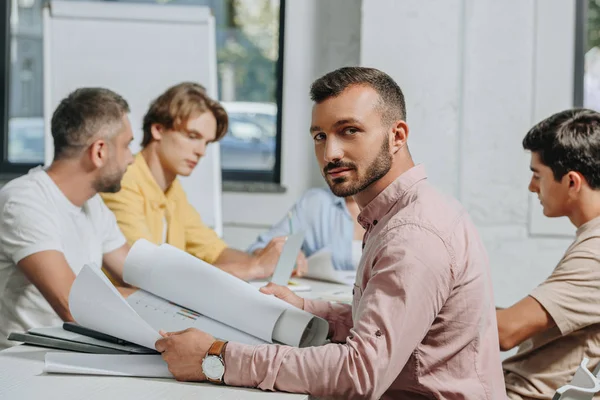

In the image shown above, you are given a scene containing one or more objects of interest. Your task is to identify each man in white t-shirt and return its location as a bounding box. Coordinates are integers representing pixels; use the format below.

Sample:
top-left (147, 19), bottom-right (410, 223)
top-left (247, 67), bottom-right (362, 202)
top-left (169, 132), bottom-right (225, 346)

top-left (0, 88), bottom-right (135, 349)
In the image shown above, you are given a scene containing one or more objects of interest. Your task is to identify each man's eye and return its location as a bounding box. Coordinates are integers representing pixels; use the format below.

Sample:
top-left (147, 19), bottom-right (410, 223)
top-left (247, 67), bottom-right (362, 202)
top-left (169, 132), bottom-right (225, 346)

top-left (314, 133), bottom-right (325, 141)
top-left (344, 127), bottom-right (358, 135)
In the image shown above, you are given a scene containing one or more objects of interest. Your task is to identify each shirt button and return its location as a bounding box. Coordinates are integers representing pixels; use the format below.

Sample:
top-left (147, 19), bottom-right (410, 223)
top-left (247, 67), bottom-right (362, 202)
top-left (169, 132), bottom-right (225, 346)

top-left (373, 220), bottom-right (378, 225)
top-left (375, 330), bottom-right (382, 337)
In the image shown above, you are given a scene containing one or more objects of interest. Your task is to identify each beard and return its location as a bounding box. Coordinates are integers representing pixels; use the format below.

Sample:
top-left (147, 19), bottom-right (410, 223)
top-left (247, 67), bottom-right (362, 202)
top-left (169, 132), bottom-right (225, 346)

top-left (323, 135), bottom-right (392, 197)
top-left (93, 165), bottom-right (125, 193)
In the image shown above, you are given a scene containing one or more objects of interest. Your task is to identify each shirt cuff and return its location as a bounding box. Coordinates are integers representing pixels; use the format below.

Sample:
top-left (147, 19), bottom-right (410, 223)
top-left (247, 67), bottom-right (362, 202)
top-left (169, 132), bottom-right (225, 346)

top-left (201, 239), bottom-right (229, 265)
top-left (102, 236), bottom-right (127, 255)
top-left (224, 341), bottom-right (256, 387)
top-left (303, 298), bottom-right (331, 320)
top-left (12, 242), bottom-right (63, 265)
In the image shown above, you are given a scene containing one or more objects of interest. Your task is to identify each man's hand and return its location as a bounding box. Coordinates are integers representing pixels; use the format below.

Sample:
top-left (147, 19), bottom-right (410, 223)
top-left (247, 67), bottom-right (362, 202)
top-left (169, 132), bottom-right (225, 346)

top-left (250, 237), bottom-right (286, 279)
top-left (259, 282), bottom-right (305, 310)
top-left (291, 251), bottom-right (308, 278)
top-left (251, 238), bottom-right (308, 280)
top-left (155, 328), bottom-right (216, 382)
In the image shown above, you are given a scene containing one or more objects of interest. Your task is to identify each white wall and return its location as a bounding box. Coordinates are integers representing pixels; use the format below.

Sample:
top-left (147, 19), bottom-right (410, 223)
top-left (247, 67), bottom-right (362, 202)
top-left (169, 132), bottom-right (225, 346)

top-left (222, 0), bottom-right (362, 249)
top-left (2, 0), bottom-right (578, 308)
top-left (361, 0), bottom-right (577, 307)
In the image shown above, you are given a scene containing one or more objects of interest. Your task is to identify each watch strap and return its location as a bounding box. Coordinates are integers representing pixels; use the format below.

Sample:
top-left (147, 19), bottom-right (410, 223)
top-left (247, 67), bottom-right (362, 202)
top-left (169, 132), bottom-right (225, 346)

top-left (208, 340), bottom-right (227, 357)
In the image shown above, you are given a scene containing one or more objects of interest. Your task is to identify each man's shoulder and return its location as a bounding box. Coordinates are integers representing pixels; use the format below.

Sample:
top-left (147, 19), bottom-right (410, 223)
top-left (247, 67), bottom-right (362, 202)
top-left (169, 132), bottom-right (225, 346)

top-left (390, 181), bottom-right (469, 238)
top-left (574, 221), bottom-right (600, 248)
top-left (560, 231), bottom-right (600, 266)
top-left (0, 169), bottom-right (53, 209)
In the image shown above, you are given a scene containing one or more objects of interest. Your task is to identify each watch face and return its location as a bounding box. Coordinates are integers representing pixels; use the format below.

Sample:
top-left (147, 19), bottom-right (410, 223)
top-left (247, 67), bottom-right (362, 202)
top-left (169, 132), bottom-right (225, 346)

top-left (202, 355), bottom-right (225, 380)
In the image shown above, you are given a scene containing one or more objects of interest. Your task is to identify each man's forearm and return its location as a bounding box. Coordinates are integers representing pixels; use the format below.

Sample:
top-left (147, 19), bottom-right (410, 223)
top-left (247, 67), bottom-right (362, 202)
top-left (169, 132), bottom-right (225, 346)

top-left (214, 248), bottom-right (256, 281)
top-left (496, 296), bottom-right (555, 351)
top-left (49, 295), bottom-right (75, 322)
top-left (216, 248), bottom-right (253, 264)
top-left (496, 309), bottom-right (519, 351)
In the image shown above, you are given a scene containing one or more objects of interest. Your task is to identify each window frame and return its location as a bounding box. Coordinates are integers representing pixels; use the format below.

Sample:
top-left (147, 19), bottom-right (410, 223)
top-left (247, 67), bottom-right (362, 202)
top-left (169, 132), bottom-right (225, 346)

top-left (574, 0), bottom-right (587, 108)
top-left (0, 1), bottom-right (43, 176)
top-left (221, 0), bottom-right (285, 184)
top-left (0, 0), bottom-right (286, 185)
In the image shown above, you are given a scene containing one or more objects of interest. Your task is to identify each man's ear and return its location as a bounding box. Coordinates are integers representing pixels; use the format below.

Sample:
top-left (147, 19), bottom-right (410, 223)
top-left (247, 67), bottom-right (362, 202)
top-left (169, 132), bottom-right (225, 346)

top-left (150, 124), bottom-right (164, 141)
top-left (566, 171), bottom-right (583, 194)
top-left (391, 120), bottom-right (409, 153)
top-left (89, 139), bottom-right (108, 168)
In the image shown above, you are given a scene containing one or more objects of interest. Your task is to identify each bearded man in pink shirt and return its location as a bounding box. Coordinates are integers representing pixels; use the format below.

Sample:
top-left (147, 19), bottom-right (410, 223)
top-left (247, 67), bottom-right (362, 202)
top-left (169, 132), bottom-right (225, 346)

top-left (156, 67), bottom-right (506, 399)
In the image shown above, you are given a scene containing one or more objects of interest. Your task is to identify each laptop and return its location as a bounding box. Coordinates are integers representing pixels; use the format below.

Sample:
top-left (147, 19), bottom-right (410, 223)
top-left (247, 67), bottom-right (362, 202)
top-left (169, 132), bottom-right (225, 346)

top-left (269, 232), bottom-right (305, 286)
top-left (250, 232), bottom-right (308, 290)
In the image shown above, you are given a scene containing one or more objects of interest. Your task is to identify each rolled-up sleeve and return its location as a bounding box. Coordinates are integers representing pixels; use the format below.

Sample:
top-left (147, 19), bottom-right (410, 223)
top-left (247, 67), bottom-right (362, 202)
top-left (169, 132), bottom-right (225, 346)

top-left (224, 226), bottom-right (454, 399)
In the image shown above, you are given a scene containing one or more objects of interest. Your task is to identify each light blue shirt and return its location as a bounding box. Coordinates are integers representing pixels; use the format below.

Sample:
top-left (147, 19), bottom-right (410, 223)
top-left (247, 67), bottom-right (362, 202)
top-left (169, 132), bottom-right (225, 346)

top-left (248, 188), bottom-right (356, 271)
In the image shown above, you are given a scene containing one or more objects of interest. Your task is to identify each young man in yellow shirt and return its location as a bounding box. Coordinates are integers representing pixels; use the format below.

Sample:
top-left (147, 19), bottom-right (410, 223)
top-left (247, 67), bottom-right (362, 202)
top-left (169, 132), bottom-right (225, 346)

top-left (102, 82), bottom-right (298, 281)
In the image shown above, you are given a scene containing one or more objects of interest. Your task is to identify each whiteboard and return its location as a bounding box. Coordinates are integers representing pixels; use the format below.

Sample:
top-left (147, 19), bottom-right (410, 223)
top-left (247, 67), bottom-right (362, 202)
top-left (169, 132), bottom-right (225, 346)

top-left (43, 0), bottom-right (223, 236)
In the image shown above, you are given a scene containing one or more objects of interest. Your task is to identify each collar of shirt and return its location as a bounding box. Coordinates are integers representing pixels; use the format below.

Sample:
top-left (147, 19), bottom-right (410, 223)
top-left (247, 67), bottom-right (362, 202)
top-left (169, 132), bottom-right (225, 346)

top-left (577, 214), bottom-right (600, 236)
top-left (357, 164), bottom-right (428, 229)
top-left (37, 167), bottom-right (85, 215)
top-left (133, 153), bottom-right (183, 210)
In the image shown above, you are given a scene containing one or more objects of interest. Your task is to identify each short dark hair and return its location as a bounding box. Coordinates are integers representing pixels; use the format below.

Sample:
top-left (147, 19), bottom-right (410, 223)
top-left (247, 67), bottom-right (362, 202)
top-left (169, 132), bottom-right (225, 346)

top-left (523, 108), bottom-right (600, 189)
top-left (51, 88), bottom-right (130, 160)
top-left (141, 82), bottom-right (228, 148)
top-left (309, 67), bottom-right (406, 125)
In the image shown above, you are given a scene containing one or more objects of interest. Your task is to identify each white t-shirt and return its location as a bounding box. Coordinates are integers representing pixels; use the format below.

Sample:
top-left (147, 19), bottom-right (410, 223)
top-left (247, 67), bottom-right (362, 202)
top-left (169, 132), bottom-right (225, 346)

top-left (0, 167), bottom-right (126, 349)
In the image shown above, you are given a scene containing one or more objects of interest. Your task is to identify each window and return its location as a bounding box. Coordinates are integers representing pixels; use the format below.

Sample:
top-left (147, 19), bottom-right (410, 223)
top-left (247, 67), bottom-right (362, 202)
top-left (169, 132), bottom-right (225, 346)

top-left (0, 0), bottom-right (285, 185)
top-left (580, 0), bottom-right (600, 109)
top-left (0, 0), bottom-right (45, 175)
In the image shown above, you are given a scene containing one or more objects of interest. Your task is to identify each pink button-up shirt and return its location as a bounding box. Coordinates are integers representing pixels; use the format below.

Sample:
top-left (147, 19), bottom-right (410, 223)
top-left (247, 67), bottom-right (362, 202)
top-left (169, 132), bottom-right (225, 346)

top-left (225, 165), bottom-right (506, 399)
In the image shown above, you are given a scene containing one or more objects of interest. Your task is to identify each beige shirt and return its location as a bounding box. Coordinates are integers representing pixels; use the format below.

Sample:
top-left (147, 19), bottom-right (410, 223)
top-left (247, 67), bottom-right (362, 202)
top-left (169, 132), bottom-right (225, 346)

top-left (224, 165), bottom-right (506, 399)
top-left (504, 216), bottom-right (600, 399)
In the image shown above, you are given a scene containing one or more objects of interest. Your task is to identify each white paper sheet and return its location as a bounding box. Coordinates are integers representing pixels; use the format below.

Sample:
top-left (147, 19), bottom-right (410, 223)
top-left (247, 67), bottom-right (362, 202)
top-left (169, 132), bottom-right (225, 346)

top-left (305, 250), bottom-right (356, 286)
top-left (127, 290), bottom-right (266, 345)
top-left (69, 265), bottom-right (161, 350)
top-left (44, 353), bottom-right (172, 378)
top-left (124, 240), bottom-right (327, 346)
top-left (272, 306), bottom-right (329, 347)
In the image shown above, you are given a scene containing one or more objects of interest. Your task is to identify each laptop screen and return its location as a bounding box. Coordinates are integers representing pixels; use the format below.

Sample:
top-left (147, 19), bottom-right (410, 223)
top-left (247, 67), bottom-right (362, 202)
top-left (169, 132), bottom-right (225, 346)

top-left (269, 232), bottom-right (305, 286)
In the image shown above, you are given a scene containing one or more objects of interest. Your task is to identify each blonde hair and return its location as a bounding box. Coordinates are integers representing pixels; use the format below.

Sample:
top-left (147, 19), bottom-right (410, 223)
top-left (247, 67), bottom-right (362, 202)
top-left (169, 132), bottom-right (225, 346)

top-left (141, 82), bottom-right (228, 147)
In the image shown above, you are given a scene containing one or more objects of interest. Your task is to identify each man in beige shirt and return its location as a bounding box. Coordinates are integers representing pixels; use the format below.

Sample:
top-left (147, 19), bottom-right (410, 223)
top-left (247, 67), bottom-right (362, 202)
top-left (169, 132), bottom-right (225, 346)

top-left (498, 109), bottom-right (600, 399)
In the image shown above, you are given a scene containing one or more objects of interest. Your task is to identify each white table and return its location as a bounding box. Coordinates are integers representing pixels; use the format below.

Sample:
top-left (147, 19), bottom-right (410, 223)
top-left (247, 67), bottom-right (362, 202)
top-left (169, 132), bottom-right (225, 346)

top-left (0, 279), bottom-right (351, 400)
top-left (0, 345), bottom-right (308, 400)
